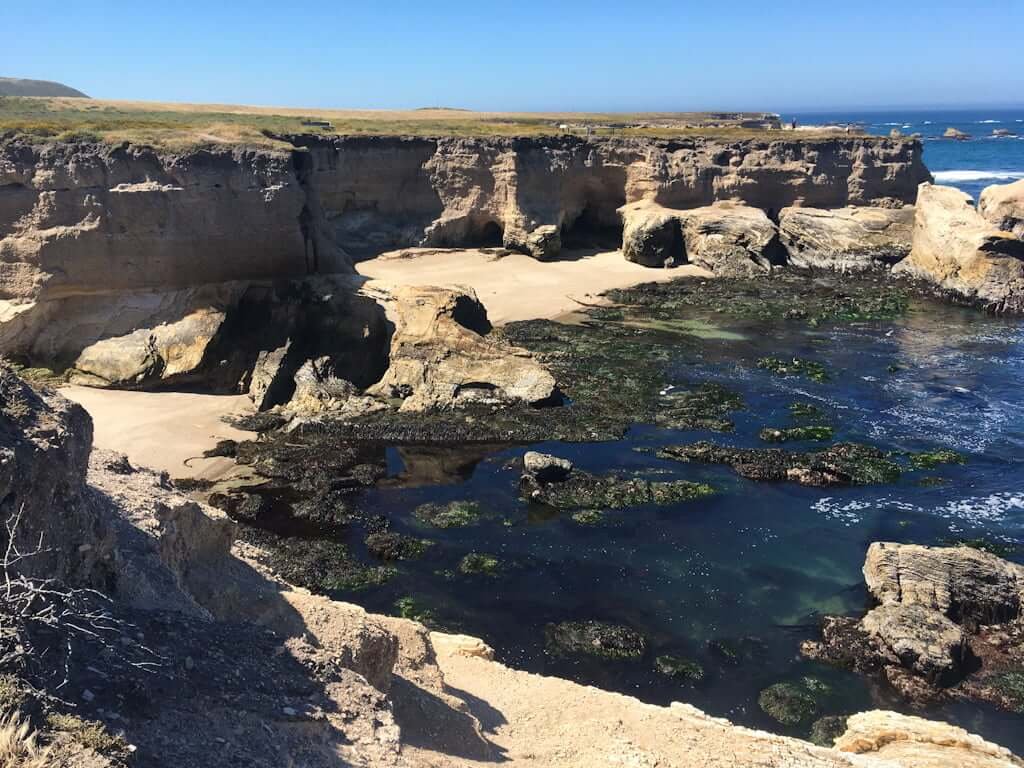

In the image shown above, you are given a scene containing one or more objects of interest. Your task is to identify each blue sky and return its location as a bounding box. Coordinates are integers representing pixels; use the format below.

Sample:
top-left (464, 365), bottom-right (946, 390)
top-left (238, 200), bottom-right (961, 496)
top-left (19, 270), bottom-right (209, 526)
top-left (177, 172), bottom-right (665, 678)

top-left (4, 0), bottom-right (1022, 112)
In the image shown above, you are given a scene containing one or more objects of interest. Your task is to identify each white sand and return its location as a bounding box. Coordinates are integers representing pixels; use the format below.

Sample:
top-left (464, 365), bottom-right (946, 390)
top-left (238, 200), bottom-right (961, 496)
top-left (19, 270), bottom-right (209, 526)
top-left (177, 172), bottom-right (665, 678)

top-left (62, 386), bottom-right (255, 480)
top-left (357, 247), bottom-right (708, 324)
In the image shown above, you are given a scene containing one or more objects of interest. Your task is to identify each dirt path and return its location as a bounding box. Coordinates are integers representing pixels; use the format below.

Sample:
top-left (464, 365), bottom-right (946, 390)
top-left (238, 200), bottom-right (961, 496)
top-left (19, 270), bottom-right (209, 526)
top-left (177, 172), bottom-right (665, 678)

top-left (61, 386), bottom-right (254, 480)
top-left (357, 247), bottom-right (707, 324)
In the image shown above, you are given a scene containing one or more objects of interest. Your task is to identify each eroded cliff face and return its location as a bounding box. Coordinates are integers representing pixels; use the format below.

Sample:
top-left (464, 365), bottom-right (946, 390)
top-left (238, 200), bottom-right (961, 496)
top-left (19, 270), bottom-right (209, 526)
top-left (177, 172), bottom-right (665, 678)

top-left (0, 134), bottom-right (929, 382)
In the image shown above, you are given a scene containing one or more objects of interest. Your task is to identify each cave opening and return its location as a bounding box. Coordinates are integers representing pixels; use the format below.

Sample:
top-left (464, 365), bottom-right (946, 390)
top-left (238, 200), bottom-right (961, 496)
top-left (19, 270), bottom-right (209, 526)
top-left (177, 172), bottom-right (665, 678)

top-left (560, 204), bottom-right (625, 251)
top-left (463, 220), bottom-right (505, 249)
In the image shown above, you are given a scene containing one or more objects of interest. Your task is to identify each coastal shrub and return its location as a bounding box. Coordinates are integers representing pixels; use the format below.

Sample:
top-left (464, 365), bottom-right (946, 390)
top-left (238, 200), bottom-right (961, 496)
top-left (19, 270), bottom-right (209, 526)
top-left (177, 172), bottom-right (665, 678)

top-left (0, 712), bottom-right (50, 768)
top-left (45, 713), bottom-right (129, 757)
top-left (988, 671), bottom-right (1024, 712)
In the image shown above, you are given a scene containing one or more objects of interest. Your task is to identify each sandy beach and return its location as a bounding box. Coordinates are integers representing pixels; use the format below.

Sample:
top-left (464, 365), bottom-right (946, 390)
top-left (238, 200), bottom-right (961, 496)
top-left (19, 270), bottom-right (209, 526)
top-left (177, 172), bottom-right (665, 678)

top-left (61, 386), bottom-right (255, 480)
top-left (61, 249), bottom-right (689, 476)
top-left (357, 247), bottom-right (705, 324)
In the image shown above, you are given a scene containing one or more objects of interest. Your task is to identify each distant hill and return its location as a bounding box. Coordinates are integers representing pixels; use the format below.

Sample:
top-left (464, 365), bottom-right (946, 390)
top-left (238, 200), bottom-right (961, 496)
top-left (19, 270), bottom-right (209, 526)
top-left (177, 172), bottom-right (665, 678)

top-left (0, 78), bottom-right (89, 98)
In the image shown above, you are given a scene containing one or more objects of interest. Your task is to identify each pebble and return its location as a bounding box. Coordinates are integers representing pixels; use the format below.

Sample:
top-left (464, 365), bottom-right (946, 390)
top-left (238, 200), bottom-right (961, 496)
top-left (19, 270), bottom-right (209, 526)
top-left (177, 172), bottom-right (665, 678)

top-left (282, 706), bottom-right (298, 716)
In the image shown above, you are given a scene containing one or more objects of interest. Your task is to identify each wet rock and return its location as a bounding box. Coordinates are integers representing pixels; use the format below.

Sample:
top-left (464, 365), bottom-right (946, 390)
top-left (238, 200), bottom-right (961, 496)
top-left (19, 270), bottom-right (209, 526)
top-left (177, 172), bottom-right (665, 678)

top-left (209, 492), bottom-right (272, 524)
top-left (364, 532), bottom-right (433, 562)
top-left (809, 715), bottom-right (848, 747)
top-left (413, 500), bottom-right (484, 529)
top-left (544, 621), bottom-right (647, 659)
top-left (524, 469), bottom-right (714, 510)
top-left (457, 552), bottom-right (501, 576)
top-left (656, 382), bottom-right (745, 432)
top-left (756, 356), bottom-right (829, 383)
top-left (979, 178), bottom-right (1024, 238)
top-left (653, 655), bottom-right (704, 682)
top-left (779, 206), bottom-right (914, 272)
top-left (861, 604), bottom-right (968, 685)
top-left (241, 532), bottom-right (395, 593)
top-left (757, 682), bottom-right (819, 726)
top-left (367, 285), bottom-right (557, 411)
top-left (522, 451), bottom-right (573, 483)
top-left (707, 636), bottom-right (768, 667)
top-left (908, 449), bottom-right (965, 470)
top-left (202, 439), bottom-right (238, 458)
top-left (894, 183), bottom-right (1024, 314)
top-left (659, 442), bottom-right (901, 486)
top-left (759, 425), bottom-right (834, 443)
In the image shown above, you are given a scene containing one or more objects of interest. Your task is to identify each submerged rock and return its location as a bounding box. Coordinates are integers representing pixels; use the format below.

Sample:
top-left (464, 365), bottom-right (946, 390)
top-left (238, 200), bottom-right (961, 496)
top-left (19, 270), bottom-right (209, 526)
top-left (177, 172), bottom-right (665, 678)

top-left (809, 715), bottom-right (849, 747)
top-left (457, 552), bottom-right (501, 576)
top-left (364, 532), bottom-right (433, 561)
top-left (656, 382), bottom-right (745, 432)
top-left (758, 682), bottom-right (820, 726)
top-left (759, 425), bottom-right (834, 443)
top-left (413, 500), bottom-right (485, 529)
top-left (524, 469), bottom-right (714, 510)
top-left (756, 356), bottom-right (829, 383)
top-left (545, 621), bottom-right (647, 659)
top-left (654, 655), bottom-right (705, 681)
top-left (659, 441), bottom-right (901, 486)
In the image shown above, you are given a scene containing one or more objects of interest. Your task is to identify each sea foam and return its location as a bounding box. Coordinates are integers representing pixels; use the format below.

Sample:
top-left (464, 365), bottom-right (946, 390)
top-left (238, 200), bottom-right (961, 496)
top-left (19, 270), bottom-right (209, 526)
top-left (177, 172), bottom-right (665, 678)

top-left (932, 170), bottom-right (1024, 183)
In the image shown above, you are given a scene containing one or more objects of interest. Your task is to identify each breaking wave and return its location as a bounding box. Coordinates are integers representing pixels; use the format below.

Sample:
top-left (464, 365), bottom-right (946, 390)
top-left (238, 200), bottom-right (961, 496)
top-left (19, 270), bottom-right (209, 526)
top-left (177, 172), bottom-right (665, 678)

top-left (932, 170), bottom-right (1024, 183)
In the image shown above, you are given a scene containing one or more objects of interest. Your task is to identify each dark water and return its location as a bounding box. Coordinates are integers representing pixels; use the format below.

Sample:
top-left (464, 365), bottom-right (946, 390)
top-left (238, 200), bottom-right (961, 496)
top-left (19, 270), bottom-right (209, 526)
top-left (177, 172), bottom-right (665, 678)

top-left (330, 299), bottom-right (1024, 750)
top-left (789, 108), bottom-right (1024, 200)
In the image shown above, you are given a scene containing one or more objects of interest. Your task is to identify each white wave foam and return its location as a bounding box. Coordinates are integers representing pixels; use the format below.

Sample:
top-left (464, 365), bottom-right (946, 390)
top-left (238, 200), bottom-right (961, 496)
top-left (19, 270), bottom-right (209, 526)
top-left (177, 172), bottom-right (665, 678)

top-left (812, 491), bottom-right (1024, 529)
top-left (933, 170), bottom-right (1024, 183)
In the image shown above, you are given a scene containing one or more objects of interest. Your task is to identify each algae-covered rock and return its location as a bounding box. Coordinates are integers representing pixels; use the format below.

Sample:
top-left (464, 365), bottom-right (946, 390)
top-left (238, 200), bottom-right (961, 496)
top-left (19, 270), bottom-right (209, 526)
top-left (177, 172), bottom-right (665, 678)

top-left (365, 532), bottom-right (433, 561)
top-left (758, 682), bottom-right (819, 726)
top-left (458, 552), bottom-right (501, 576)
top-left (393, 596), bottom-right (437, 626)
top-left (523, 451), bottom-right (573, 483)
top-left (654, 655), bottom-right (705, 681)
top-left (660, 442), bottom-right (901, 486)
top-left (571, 509), bottom-right (605, 525)
top-left (908, 449), bottom-right (966, 470)
top-left (525, 470), bottom-right (714, 510)
top-left (809, 715), bottom-right (849, 747)
top-left (759, 425), bottom-right (834, 443)
top-left (545, 621), bottom-right (647, 659)
top-left (757, 356), bottom-right (829, 383)
top-left (707, 636), bottom-right (768, 667)
top-left (656, 382), bottom-right (745, 432)
top-left (413, 500), bottom-right (485, 528)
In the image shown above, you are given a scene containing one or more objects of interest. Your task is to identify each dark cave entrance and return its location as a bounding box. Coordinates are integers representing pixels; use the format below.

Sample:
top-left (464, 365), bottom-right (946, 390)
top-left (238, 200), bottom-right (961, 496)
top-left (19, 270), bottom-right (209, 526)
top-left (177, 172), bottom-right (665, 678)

top-left (464, 220), bottom-right (505, 249)
top-left (561, 202), bottom-right (625, 251)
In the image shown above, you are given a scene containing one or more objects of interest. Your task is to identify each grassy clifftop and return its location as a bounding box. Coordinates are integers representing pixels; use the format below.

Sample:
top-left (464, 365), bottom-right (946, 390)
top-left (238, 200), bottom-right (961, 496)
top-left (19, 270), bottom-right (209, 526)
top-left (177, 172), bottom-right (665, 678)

top-left (0, 96), bottom-right (866, 149)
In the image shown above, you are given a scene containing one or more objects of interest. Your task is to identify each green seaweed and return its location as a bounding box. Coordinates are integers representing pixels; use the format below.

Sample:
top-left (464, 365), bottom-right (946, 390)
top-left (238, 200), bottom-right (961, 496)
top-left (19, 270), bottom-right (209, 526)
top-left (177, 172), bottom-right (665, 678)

top-left (758, 682), bottom-right (819, 726)
top-left (759, 425), bottom-right (834, 443)
top-left (908, 449), bottom-right (967, 470)
top-left (414, 500), bottom-right (485, 528)
top-left (809, 715), bottom-right (849, 747)
top-left (530, 472), bottom-right (715, 510)
top-left (458, 552), bottom-right (501, 576)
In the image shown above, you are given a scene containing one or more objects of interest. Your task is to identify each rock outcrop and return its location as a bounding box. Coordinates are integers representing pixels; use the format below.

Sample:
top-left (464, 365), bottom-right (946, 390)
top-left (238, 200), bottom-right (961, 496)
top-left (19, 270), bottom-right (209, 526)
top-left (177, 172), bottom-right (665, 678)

top-left (619, 200), bottom-right (782, 274)
top-left (367, 285), bottom-right (557, 411)
top-left (780, 205), bottom-right (915, 271)
top-left (894, 183), bottom-right (1024, 312)
top-left (980, 179), bottom-right (1024, 239)
top-left (804, 542), bottom-right (1024, 713)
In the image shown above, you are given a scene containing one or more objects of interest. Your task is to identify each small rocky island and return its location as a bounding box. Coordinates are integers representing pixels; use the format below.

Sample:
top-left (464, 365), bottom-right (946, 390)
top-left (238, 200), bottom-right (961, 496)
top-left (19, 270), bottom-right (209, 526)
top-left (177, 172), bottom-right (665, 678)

top-left (1, 111), bottom-right (1023, 767)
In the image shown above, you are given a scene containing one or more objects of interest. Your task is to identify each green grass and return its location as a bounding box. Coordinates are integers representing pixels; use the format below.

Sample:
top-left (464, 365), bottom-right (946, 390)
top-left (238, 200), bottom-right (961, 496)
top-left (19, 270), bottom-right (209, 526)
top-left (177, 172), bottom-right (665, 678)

top-left (0, 96), bottom-right (882, 149)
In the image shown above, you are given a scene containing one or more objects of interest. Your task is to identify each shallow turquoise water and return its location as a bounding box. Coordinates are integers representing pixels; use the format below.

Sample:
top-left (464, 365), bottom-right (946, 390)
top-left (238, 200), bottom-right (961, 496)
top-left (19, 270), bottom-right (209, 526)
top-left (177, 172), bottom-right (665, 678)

top-left (327, 299), bottom-right (1024, 749)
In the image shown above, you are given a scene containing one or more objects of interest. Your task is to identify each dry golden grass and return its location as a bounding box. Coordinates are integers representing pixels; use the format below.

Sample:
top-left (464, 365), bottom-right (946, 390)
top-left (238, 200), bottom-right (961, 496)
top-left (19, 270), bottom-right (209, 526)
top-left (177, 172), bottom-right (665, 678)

top-left (0, 96), bottom-right (866, 149)
top-left (0, 712), bottom-right (51, 768)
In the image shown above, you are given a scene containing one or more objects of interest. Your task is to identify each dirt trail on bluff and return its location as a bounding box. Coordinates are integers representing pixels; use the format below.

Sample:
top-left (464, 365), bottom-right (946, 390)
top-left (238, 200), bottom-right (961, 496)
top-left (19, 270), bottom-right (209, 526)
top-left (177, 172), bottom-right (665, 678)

top-left (357, 248), bottom-right (705, 324)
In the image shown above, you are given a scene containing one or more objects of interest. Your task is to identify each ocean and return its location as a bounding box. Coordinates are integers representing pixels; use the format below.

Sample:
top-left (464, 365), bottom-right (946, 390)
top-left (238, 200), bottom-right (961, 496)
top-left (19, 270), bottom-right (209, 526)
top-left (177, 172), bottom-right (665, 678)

top-left (789, 108), bottom-right (1024, 200)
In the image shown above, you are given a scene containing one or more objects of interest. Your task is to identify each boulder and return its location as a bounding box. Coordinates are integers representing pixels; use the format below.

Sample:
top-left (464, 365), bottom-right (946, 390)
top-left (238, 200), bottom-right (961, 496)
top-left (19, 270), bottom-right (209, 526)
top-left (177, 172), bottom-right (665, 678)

top-left (522, 451), bottom-right (573, 483)
top-left (944, 127), bottom-right (972, 140)
top-left (524, 225), bottom-right (562, 260)
top-left (70, 307), bottom-right (226, 388)
top-left (979, 179), bottom-right (1024, 238)
top-left (248, 341), bottom-right (292, 411)
top-left (864, 542), bottom-right (1024, 629)
top-left (860, 604), bottom-right (967, 685)
top-left (680, 202), bottom-right (782, 276)
top-left (282, 356), bottom-right (388, 421)
top-left (367, 285), bottom-right (557, 412)
top-left (619, 201), bottom-right (683, 267)
top-left (893, 183), bottom-right (1024, 313)
top-left (779, 206), bottom-right (915, 271)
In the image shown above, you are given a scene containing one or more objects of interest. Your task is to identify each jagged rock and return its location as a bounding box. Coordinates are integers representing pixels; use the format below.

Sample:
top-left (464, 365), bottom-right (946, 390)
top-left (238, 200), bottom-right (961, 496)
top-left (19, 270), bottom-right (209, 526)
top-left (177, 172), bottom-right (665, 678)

top-left (893, 183), bottom-right (1024, 313)
top-left (836, 710), bottom-right (1024, 768)
top-left (864, 542), bottom-right (1024, 629)
top-left (367, 285), bottom-right (557, 411)
top-left (979, 179), bottom-right (1024, 238)
top-left (779, 206), bottom-right (915, 271)
top-left (248, 341), bottom-right (292, 410)
top-left (619, 200), bottom-right (683, 267)
top-left (524, 224), bottom-right (562, 260)
top-left (681, 202), bottom-right (782, 276)
top-left (0, 364), bottom-right (108, 585)
top-left (281, 356), bottom-right (388, 421)
top-left (522, 451), bottom-right (573, 483)
top-left (860, 604), bottom-right (967, 685)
